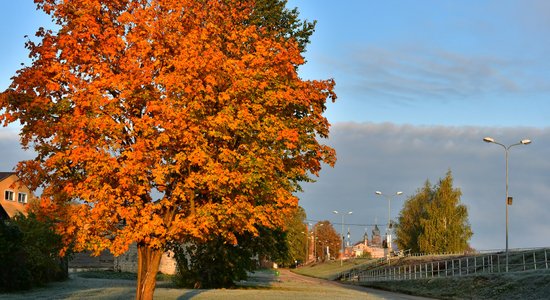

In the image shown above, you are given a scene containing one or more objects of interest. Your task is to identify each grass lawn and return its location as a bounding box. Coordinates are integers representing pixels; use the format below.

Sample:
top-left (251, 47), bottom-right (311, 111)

top-left (0, 268), bottom-right (378, 300)
top-left (3, 256), bottom-right (548, 299)
top-left (292, 258), bottom-right (375, 280)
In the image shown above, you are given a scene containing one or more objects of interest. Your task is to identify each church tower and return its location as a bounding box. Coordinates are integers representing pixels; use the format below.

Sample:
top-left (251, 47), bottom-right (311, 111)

top-left (371, 224), bottom-right (382, 247)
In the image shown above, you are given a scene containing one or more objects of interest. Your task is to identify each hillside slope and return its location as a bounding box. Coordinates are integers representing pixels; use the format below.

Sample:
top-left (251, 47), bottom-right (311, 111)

top-left (357, 269), bottom-right (550, 300)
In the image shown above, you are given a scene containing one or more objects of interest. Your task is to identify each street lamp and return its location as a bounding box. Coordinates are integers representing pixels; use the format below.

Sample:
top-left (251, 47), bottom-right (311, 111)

top-left (483, 136), bottom-right (531, 272)
top-left (324, 240), bottom-right (330, 261)
top-left (375, 191), bottom-right (403, 257)
top-left (333, 210), bottom-right (352, 266)
top-left (375, 191), bottom-right (403, 233)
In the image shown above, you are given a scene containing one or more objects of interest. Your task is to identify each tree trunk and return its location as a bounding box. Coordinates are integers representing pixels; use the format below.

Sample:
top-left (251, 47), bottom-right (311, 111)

top-left (136, 243), bottom-right (163, 300)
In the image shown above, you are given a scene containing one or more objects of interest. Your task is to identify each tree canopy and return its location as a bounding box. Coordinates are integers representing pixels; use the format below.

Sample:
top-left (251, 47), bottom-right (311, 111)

top-left (395, 170), bottom-right (473, 254)
top-left (313, 221), bottom-right (340, 261)
top-left (173, 225), bottom-right (288, 289)
top-left (173, 205), bottom-right (306, 288)
top-left (281, 206), bottom-right (308, 265)
top-left (0, 0), bottom-right (335, 298)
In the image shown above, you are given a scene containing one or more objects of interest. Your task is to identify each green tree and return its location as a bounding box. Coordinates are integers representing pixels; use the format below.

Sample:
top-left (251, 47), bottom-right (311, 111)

top-left (0, 213), bottom-right (67, 292)
top-left (173, 206), bottom-right (306, 288)
top-left (0, 218), bottom-right (29, 292)
top-left (249, 0), bottom-right (316, 52)
top-left (396, 170), bottom-right (473, 254)
top-left (419, 170), bottom-right (473, 253)
top-left (173, 225), bottom-right (287, 289)
top-left (395, 180), bottom-right (432, 253)
top-left (280, 206), bottom-right (307, 266)
top-left (14, 212), bottom-right (68, 284)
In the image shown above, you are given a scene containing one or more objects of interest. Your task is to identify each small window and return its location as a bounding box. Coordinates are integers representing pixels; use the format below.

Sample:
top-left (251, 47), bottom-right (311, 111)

top-left (4, 190), bottom-right (14, 201)
top-left (18, 193), bottom-right (27, 204)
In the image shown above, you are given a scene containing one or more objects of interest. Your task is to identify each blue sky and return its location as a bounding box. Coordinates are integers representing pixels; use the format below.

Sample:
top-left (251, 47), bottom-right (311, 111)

top-left (2, 1), bottom-right (550, 126)
top-left (288, 0), bottom-right (550, 127)
top-left (286, 0), bottom-right (550, 250)
top-left (1, 1), bottom-right (549, 251)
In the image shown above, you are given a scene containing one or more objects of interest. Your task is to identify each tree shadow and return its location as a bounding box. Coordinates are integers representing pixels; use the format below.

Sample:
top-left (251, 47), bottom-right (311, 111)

top-left (176, 289), bottom-right (206, 299)
top-left (234, 269), bottom-right (280, 289)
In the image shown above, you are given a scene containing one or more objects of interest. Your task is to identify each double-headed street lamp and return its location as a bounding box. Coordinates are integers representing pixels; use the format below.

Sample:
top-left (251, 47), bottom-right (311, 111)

top-left (375, 191), bottom-right (403, 256)
top-left (333, 210), bottom-right (352, 266)
top-left (311, 223), bottom-right (324, 262)
top-left (375, 191), bottom-right (403, 234)
top-left (483, 136), bottom-right (531, 272)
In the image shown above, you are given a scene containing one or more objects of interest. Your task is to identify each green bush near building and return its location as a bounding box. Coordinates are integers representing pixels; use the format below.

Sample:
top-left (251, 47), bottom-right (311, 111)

top-left (0, 213), bottom-right (68, 292)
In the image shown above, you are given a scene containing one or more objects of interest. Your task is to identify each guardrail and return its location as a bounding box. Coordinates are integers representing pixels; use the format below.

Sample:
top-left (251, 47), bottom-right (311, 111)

top-left (340, 248), bottom-right (550, 282)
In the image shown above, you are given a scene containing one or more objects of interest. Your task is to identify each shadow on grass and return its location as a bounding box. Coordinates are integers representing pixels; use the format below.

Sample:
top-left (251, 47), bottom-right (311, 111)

top-left (233, 269), bottom-right (281, 290)
top-left (176, 289), bottom-right (207, 299)
top-left (0, 269), bottom-right (288, 300)
top-left (0, 276), bottom-right (137, 300)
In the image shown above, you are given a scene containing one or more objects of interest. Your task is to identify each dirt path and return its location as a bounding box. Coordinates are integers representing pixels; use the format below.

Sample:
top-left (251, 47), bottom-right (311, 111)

top-left (0, 270), bottom-right (435, 299)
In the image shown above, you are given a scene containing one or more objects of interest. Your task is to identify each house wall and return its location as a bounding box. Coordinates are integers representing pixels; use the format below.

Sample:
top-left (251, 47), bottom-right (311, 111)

top-left (0, 173), bottom-right (181, 274)
top-left (0, 174), bottom-right (35, 219)
top-left (352, 243), bottom-right (385, 259)
top-left (113, 243), bottom-right (177, 275)
top-left (69, 250), bottom-right (115, 270)
top-left (366, 247), bottom-right (385, 258)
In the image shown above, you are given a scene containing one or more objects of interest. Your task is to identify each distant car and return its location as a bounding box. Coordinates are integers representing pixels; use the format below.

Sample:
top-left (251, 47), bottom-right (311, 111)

top-left (290, 259), bottom-right (302, 268)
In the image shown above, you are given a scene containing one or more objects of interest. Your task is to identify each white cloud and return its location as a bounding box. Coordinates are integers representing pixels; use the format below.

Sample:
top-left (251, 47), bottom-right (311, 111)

top-left (333, 46), bottom-right (550, 104)
top-left (1, 120), bottom-right (547, 250)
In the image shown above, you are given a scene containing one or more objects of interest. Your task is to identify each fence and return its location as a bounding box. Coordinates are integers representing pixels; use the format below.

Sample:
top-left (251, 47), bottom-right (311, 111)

top-left (341, 248), bottom-right (550, 282)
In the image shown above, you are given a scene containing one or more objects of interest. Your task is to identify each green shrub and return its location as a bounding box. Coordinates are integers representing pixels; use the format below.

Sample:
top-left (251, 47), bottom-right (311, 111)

top-left (0, 220), bottom-right (32, 291)
top-left (173, 227), bottom-right (287, 289)
top-left (358, 251), bottom-right (372, 259)
top-left (0, 213), bottom-right (68, 292)
top-left (173, 237), bottom-right (253, 289)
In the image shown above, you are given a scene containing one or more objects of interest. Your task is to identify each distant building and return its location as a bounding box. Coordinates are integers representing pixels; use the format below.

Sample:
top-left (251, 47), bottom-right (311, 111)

top-left (371, 224), bottom-right (382, 247)
top-left (0, 172), bottom-right (35, 220)
top-left (349, 226), bottom-right (385, 259)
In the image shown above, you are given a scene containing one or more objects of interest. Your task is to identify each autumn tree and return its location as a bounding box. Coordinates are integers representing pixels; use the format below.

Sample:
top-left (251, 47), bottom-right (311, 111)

top-left (313, 221), bottom-right (340, 261)
top-left (419, 170), bottom-right (473, 253)
top-left (0, 0), bottom-right (335, 299)
top-left (395, 180), bottom-right (432, 253)
top-left (280, 206), bottom-right (308, 266)
top-left (395, 170), bottom-right (473, 254)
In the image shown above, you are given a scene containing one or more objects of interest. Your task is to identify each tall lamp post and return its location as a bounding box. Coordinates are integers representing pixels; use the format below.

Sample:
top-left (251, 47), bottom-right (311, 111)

top-left (375, 191), bottom-right (403, 253)
top-left (483, 136), bottom-right (531, 272)
top-left (333, 210), bottom-right (352, 266)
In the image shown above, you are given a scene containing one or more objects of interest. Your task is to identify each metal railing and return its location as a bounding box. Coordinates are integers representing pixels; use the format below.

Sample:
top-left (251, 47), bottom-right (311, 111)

top-left (340, 248), bottom-right (550, 282)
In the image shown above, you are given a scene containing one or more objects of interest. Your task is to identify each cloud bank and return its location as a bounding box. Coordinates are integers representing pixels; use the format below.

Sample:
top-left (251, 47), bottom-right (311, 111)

top-left (298, 122), bottom-right (550, 250)
top-left (1, 121), bottom-right (548, 251)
